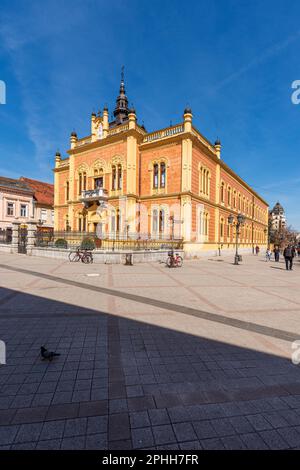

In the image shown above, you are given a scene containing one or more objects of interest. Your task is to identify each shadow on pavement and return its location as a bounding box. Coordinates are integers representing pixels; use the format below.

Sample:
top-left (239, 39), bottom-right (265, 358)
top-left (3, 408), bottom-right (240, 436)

top-left (0, 283), bottom-right (300, 450)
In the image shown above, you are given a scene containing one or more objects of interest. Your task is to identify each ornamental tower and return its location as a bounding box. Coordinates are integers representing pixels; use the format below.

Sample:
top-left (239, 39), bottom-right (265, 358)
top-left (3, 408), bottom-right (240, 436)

top-left (113, 66), bottom-right (129, 125)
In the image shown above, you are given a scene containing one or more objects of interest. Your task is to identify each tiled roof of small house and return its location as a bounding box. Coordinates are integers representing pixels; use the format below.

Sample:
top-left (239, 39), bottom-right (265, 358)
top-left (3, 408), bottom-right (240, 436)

top-left (19, 177), bottom-right (54, 207)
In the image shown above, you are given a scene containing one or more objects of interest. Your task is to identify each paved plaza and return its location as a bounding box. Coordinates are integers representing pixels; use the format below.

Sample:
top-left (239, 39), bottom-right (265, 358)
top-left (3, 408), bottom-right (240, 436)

top-left (0, 251), bottom-right (300, 449)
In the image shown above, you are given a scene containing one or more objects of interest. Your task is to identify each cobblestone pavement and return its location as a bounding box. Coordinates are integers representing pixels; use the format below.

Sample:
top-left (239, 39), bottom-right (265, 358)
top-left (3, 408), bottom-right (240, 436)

top-left (0, 252), bottom-right (300, 449)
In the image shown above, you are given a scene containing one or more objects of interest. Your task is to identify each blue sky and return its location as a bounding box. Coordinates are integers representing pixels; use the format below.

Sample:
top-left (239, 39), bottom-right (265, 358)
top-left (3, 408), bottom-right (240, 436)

top-left (0, 0), bottom-right (299, 228)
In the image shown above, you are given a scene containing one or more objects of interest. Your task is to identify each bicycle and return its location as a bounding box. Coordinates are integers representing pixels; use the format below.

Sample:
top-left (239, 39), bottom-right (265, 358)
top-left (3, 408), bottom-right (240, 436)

top-left (166, 250), bottom-right (183, 268)
top-left (69, 248), bottom-right (93, 264)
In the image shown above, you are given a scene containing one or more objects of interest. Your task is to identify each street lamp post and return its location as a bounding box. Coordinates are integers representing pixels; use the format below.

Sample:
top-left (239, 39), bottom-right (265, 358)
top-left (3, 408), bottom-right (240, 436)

top-left (228, 213), bottom-right (246, 265)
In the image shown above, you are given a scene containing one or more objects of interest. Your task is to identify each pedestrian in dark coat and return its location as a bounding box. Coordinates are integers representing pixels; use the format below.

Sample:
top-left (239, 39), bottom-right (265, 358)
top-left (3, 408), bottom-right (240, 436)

top-left (273, 246), bottom-right (280, 262)
top-left (283, 245), bottom-right (295, 271)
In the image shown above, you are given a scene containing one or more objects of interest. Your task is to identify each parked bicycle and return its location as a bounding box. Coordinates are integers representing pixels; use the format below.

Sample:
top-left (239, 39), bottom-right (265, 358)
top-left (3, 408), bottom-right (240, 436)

top-left (166, 250), bottom-right (183, 268)
top-left (69, 247), bottom-right (93, 264)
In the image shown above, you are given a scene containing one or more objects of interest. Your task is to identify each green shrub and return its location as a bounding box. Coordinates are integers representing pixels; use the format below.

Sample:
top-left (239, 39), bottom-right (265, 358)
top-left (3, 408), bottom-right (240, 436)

top-left (55, 238), bottom-right (68, 249)
top-left (80, 237), bottom-right (95, 250)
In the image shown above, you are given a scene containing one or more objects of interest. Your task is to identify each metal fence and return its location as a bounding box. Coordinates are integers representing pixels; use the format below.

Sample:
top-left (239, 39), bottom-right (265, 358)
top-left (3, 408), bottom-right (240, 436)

top-left (0, 228), bottom-right (12, 244)
top-left (34, 230), bottom-right (183, 251)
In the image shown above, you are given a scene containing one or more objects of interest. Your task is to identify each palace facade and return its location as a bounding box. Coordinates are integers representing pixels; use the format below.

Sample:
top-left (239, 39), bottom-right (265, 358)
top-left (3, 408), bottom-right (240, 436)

top-left (54, 74), bottom-right (268, 255)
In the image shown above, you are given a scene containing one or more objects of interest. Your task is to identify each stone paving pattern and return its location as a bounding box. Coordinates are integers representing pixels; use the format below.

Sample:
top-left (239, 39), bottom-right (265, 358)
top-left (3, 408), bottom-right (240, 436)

top-left (0, 252), bottom-right (300, 449)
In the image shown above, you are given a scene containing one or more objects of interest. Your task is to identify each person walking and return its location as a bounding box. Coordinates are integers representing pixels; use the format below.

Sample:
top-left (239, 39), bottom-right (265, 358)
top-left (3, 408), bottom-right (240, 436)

top-left (283, 244), bottom-right (295, 271)
top-left (273, 246), bottom-right (280, 262)
top-left (255, 245), bottom-right (260, 256)
top-left (265, 248), bottom-right (272, 261)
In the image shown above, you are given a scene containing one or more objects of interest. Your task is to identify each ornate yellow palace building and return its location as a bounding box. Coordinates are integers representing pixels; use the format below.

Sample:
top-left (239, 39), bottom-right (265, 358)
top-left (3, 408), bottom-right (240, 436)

top-left (54, 73), bottom-right (268, 255)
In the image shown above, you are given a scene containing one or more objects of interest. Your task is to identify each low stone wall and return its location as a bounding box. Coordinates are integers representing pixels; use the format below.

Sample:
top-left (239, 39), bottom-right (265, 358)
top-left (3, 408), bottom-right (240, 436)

top-left (0, 243), bottom-right (267, 263)
top-left (183, 243), bottom-right (267, 259)
top-left (29, 247), bottom-right (184, 264)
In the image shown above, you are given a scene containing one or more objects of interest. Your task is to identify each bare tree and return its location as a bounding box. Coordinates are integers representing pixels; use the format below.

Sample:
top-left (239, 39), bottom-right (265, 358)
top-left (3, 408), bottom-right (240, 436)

top-left (270, 224), bottom-right (298, 249)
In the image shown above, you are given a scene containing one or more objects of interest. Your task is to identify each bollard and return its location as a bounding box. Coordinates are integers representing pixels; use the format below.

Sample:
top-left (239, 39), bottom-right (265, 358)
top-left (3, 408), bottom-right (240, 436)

top-left (125, 253), bottom-right (133, 265)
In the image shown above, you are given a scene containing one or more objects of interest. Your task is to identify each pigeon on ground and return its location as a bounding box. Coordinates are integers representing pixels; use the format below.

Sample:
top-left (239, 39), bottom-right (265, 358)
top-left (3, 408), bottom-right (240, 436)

top-left (40, 346), bottom-right (60, 361)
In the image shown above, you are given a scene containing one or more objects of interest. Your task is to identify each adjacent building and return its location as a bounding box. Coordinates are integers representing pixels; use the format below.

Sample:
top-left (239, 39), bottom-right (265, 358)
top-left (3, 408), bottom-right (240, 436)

top-left (0, 176), bottom-right (35, 233)
top-left (53, 74), bottom-right (268, 255)
top-left (0, 176), bottom-right (54, 234)
top-left (19, 177), bottom-right (54, 229)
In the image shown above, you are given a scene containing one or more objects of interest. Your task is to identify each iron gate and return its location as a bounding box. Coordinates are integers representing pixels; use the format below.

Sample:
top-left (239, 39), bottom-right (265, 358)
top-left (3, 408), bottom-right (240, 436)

top-left (18, 226), bottom-right (27, 254)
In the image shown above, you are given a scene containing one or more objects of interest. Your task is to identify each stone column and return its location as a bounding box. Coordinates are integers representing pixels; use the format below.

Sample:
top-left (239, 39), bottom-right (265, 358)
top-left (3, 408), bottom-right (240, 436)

top-left (26, 222), bottom-right (38, 255)
top-left (11, 222), bottom-right (20, 253)
top-left (181, 195), bottom-right (192, 242)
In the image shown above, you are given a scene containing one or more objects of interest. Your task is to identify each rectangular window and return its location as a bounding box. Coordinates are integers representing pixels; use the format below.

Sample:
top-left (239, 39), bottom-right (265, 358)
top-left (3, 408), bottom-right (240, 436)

top-left (41, 209), bottom-right (47, 221)
top-left (7, 202), bottom-right (14, 216)
top-left (20, 204), bottom-right (28, 217)
top-left (66, 181), bottom-right (69, 201)
top-left (95, 177), bottom-right (103, 189)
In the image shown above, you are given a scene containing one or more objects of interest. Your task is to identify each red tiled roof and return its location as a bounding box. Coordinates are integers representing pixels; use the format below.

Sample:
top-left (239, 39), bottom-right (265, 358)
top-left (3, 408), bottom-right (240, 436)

top-left (19, 177), bottom-right (54, 206)
top-left (0, 176), bottom-right (34, 195)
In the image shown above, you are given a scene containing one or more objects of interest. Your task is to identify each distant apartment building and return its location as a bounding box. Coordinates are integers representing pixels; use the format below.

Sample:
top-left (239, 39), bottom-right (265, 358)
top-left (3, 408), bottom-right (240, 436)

top-left (269, 201), bottom-right (286, 231)
top-left (0, 176), bottom-right (54, 234)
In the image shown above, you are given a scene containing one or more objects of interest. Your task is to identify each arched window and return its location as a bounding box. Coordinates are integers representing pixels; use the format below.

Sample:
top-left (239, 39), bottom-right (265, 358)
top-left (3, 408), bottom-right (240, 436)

top-left (152, 209), bottom-right (158, 235)
top-left (220, 182), bottom-right (225, 203)
top-left (233, 191), bottom-right (237, 208)
top-left (94, 168), bottom-right (103, 189)
top-left (159, 209), bottom-right (165, 235)
top-left (198, 210), bottom-right (203, 238)
top-left (78, 173), bottom-right (82, 195)
top-left (220, 218), bottom-right (224, 238)
top-left (199, 167), bottom-right (210, 196)
top-left (65, 215), bottom-right (70, 231)
top-left (153, 164), bottom-right (159, 189)
top-left (78, 172), bottom-right (87, 194)
top-left (78, 213), bottom-right (87, 232)
top-left (116, 209), bottom-right (121, 233)
top-left (227, 187), bottom-right (231, 206)
top-left (112, 165), bottom-right (117, 190)
top-left (117, 164), bottom-right (122, 190)
top-left (204, 212), bottom-right (209, 236)
top-left (111, 210), bottom-right (116, 233)
top-left (160, 162), bottom-right (166, 188)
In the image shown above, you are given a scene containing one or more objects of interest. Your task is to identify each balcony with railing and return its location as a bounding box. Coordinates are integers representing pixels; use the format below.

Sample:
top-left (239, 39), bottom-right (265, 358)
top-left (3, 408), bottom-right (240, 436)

top-left (142, 124), bottom-right (184, 143)
top-left (80, 188), bottom-right (108, 202)
top-left (76, 136), bottom-right (92, 148)
top-left (108, 124), bottom-right (129, 136)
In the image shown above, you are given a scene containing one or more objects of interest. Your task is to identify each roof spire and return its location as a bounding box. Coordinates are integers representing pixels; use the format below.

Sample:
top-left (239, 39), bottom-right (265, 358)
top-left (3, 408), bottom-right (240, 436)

top-left (114, 66), bottom-right (129, 125)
